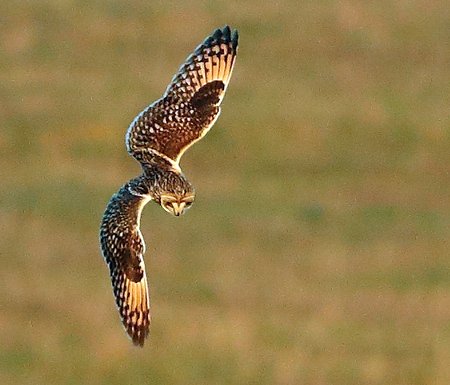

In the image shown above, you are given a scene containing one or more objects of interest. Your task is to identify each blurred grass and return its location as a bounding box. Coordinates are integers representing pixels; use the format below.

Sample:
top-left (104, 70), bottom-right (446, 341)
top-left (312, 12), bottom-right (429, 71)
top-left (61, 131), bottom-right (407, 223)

top-left (1, 1), bottom-right (450, 384)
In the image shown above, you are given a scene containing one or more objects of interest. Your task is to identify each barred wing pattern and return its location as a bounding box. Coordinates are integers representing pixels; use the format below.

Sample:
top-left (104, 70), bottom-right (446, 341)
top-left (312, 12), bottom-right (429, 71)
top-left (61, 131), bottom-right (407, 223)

top-left (100, 181), bottom-right (151, 346)
top-left (126, 25), bottom-right (238, 164)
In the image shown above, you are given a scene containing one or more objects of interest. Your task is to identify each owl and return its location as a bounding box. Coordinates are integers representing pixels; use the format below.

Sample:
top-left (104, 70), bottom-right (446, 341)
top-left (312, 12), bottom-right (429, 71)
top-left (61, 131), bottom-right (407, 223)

top-left (100, 26), bottom-right (238, 346)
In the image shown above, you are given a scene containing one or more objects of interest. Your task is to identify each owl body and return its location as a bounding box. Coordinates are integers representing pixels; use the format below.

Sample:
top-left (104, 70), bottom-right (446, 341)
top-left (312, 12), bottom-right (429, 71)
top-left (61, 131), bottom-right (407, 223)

top-left (100, 26), bottom-right (238, 346)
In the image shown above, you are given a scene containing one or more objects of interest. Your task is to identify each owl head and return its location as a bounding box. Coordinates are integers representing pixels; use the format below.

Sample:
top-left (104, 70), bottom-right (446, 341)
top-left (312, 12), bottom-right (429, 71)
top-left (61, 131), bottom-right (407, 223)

top-left (152, 169), bottom-right (195, 216)
top-left (160, 191), bottom-right (195, 216)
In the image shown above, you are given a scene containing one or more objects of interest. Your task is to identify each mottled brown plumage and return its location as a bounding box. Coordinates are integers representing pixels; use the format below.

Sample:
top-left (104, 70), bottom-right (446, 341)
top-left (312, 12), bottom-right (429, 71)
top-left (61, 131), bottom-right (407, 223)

top-left (126, 25), bottom-right (238, 163)
top-left (100, 26), bottom-right (238, 346)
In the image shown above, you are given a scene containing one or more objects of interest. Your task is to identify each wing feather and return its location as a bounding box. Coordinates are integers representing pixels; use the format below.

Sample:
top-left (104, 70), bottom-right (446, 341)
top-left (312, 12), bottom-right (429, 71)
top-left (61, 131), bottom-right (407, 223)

top-left (126, 26), bottom-right (238, 164)
top-left (100, 179), bottom-right (152, 346)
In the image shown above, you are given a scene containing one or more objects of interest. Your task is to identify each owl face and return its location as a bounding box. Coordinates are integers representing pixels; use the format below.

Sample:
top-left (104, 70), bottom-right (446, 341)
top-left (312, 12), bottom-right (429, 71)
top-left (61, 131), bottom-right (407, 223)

top-left (160, 193), bottom-right (195, 216)
top-left (150, 165), bottom-right (195, 216)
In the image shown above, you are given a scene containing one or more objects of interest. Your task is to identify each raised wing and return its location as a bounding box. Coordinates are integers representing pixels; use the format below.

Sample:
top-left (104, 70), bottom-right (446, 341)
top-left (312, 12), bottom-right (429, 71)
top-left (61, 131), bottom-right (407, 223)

top-left (100, 179), bottom-right (152, 346)
top-left (126, 25), bottom-right (238, 164)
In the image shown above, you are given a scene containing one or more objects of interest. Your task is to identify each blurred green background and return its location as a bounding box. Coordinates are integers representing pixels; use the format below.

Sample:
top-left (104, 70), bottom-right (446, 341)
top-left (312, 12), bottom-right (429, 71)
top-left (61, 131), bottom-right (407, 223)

top-left (1, 1), bottom-right (450, 384)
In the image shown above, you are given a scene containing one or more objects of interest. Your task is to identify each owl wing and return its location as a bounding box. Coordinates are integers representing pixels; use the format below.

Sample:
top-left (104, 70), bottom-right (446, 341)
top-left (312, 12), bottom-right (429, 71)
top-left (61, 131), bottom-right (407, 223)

top-left (100, 181), bottom-right (151, 346)
top-left (126, 25), bottom-right (238, 164)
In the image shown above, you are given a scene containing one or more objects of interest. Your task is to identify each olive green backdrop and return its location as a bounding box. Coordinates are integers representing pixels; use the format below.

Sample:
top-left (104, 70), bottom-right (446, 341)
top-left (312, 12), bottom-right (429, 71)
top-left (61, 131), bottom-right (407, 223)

top-left (1, 1), bottom-right (449, 384)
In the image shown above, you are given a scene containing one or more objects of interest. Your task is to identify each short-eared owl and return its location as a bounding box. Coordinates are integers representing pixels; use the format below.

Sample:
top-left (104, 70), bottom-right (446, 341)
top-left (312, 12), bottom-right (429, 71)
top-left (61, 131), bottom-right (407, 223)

top-left (100, 26), bottom-right (238, 346)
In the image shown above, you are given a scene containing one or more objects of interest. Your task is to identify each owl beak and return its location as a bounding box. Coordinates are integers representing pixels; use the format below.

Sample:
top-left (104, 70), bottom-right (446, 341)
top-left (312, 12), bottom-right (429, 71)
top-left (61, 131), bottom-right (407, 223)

top-left (172, 202), bottom-right (185, 216)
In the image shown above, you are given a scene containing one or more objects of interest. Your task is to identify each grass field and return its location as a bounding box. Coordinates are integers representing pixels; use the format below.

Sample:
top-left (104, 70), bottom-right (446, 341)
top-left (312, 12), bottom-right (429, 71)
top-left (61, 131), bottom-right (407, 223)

top-left (1, 1), bottom-right (450, 384)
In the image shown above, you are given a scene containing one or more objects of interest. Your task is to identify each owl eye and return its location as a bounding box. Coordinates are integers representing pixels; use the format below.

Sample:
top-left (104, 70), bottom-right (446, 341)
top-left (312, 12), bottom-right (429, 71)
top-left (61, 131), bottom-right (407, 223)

top-left (184, 201), bottom-right (193, 207)
top-left (162, 201), bottom-right (174, 211)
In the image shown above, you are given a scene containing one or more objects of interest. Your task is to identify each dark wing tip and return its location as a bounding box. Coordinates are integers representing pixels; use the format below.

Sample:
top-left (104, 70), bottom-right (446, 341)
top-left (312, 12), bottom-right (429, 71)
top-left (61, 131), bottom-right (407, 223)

top-left (222, 25), bottom-right (231, 40)
top-left (202, 25), bottom-right (239, 49)
top-left (203, 35), bottom-right (214, 47)
top-left (127, 319), bottom-right (149, 347)
top-left (132, 332), bottom-right (146, 347)
top-left (231, 28), bottom-right (239, 50)
top-left (212, 27), bottom-right (223, 41)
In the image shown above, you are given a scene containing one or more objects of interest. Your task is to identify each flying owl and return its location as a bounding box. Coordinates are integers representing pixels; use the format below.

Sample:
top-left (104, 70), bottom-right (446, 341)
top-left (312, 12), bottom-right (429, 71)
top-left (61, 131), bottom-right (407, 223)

top-left (100, 26), bottom-right (238, 346)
